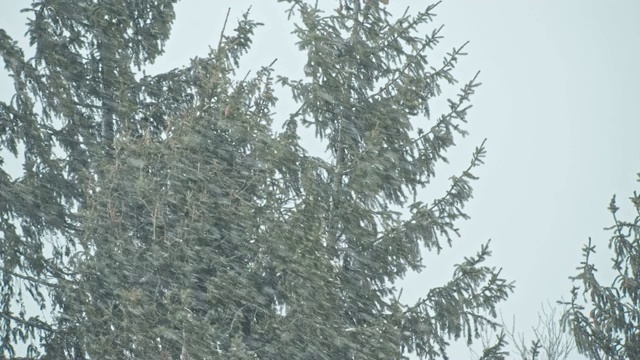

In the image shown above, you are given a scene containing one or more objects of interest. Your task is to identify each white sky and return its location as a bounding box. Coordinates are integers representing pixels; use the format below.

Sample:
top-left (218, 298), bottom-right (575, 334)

top-left (2, 1), bottom-right (640, 358)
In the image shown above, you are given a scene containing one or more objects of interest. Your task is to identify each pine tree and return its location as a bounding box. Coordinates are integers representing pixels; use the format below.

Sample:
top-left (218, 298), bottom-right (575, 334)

top-left (562, 173), bottom-right (640, 360)
top-left (0, 0), bottom-right (514, 359)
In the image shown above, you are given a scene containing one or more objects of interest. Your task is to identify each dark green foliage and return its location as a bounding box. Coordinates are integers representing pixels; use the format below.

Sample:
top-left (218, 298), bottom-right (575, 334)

top-left (478, 332), bottom-right (509, 360)
top-left (562, 173), bottom-right (640, 359)
top-left (1, 0), bottom-right (512, 358)
top-left (1, 1), bottom-right (177, 357)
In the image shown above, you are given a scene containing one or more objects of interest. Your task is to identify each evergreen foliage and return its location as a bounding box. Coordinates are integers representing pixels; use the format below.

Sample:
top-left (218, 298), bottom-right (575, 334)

top-left (563, 173), bottom-right (640, 360)
top-left (471, 302), bottom-right (575, 360)
top-left (0, 0), bottom-right (513, 358)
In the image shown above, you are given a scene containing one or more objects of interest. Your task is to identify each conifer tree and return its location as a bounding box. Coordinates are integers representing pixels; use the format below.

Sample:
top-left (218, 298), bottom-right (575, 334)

top-left (0, 1), bottom-right (513, 358)
top-left (562, 173), bottom-right (640, 360)
top-left (1, 1), bottom-right (178, 357)
top-left (270, 1), bottom-right (513, 358)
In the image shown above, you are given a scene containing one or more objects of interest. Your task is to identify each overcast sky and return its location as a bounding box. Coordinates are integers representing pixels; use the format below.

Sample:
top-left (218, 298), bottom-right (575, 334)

top-left (2, 1), bottom-right (640, 358)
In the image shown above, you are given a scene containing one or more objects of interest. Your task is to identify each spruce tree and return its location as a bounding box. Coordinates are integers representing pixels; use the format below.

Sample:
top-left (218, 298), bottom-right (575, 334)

top-left (271, 1), bottom-right (513, 358)
top-left (563, 172), bottom-right (640, 360)
top-left (0, 1), bottom-right (513, 358)
top-left (1, 0), bottom-right (178, 357)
